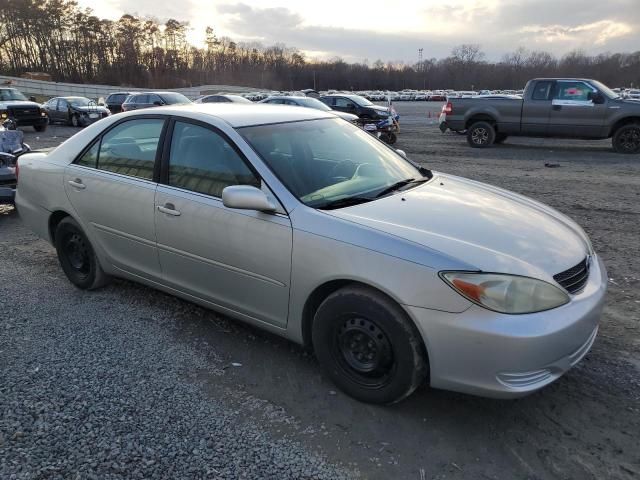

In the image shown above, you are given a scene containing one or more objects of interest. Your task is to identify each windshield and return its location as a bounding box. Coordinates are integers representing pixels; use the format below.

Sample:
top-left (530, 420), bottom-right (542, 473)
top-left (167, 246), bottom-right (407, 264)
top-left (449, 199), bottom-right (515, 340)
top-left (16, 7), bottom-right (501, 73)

top-left (68, 97), bottom-right (91, 106)
top-left (0, 89), bottom-right (28, 101)
top-left (159, 92), bottom-right (191, 104)
top-left (296, 97), bottom-right (332, 111)
top-left (591, 80), bottom-right (620, 99)
top-left (240, 118), bottom-right (427, 209)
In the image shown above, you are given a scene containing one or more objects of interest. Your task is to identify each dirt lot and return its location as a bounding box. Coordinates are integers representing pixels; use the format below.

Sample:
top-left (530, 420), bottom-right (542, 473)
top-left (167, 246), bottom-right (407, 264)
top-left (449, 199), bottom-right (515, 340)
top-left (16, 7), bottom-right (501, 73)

top-left (1, 103), bottom-right (639, 479)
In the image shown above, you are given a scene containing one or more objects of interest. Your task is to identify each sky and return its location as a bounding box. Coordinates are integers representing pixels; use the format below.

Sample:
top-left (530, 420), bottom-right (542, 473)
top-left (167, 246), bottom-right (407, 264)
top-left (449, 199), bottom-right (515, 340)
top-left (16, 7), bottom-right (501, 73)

top-left (77, 0), bottom-right (640, 63)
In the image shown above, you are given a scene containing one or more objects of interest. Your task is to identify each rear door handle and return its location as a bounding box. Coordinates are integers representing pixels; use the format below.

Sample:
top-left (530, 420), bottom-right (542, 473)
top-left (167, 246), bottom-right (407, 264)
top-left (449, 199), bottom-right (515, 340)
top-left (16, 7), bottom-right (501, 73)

top-left (157, 203), bottom-right (181, 216)
top-left (68, 179), bottom-right (86, 190)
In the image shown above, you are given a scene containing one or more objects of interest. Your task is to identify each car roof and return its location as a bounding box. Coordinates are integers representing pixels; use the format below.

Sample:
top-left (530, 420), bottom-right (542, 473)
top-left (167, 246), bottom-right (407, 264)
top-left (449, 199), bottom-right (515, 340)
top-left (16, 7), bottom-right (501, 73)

top-left (122, 103), bottom-right (334, 128)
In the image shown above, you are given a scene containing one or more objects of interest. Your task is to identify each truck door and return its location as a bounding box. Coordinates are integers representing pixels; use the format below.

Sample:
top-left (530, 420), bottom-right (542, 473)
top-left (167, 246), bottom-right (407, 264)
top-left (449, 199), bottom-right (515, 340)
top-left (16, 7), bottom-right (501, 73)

top-left (521, 80), bottom-right (553, 135)
top-left (548, 80), bottom-right (608, 138)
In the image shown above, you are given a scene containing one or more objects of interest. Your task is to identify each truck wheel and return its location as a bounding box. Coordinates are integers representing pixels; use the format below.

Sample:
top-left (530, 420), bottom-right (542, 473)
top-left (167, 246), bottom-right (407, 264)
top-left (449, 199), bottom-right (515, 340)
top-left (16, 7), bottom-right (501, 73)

top-left (34, 124), bottom-right (47, 132)
top-left (495, 133), bottom-right (508, 144)
top-left (467, 121), bottom-right (496, 148)
top-left (312, 285), bottom-right (428, 404)
top-left (612, 124), bottom-right (640, 154)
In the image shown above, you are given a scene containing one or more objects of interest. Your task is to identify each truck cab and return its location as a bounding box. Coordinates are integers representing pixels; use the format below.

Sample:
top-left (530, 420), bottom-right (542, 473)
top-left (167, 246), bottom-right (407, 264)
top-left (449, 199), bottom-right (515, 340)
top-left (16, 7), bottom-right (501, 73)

top-left (441, 78), bottom-right (640, 154)
top-left (0, 88), bottom-right (48, 132)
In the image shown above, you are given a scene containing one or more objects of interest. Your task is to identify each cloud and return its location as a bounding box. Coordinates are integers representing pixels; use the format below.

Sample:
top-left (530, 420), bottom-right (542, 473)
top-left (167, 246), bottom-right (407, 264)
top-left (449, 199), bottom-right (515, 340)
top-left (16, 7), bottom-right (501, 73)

top-left (521, 20), bottom-right (633, 46)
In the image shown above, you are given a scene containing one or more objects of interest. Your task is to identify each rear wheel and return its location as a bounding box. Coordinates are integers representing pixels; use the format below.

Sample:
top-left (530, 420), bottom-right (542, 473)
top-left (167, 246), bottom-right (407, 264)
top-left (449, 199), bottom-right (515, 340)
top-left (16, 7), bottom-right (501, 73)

top-left (467, 121), bottom-right (496, 148)
top-left (612, 124), bottom-right (640, 154)
top-left (312, 285), bottom-right (427, 404)
top-left (54, 217), bottom-right (110, 290)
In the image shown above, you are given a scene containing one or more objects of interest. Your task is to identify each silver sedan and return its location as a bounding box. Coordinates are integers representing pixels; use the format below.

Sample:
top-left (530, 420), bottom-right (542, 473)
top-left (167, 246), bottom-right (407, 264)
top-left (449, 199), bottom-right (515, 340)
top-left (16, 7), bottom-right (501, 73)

top-left (15, 104), bottom-right (607, 404)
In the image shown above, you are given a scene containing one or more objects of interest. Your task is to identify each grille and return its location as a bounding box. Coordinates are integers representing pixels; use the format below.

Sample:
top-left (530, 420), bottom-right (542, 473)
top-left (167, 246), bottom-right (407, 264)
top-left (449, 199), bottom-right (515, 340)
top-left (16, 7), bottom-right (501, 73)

top-left (553, 257), bottom-right (589, 294)
top-left (8, 106), bottom-right (40, 120)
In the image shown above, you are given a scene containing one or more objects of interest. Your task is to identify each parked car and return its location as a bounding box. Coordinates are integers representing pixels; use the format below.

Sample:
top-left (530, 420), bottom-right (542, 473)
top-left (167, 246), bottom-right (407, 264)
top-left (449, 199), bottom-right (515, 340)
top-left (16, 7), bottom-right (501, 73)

top-left (428, 94), bottom-right (446, 102)
top-left (194, 94), bottom-right (252, 104)
top-left (16, 104), bottom-right (606, 404)
top-left (102, 92), bottom-right (134, 114)
top-left (260, 95), bottom-right (358, 122)
top-left (0, 87), bottom-right (48, 132)
top-left (121, 92), bottom-right (191, 112)
top-left (43, 96), bottom-right (110, 127)
top-left (319, 94), bottom-right (396, 121)
top-left (441, 78), bottom-right (640, 153)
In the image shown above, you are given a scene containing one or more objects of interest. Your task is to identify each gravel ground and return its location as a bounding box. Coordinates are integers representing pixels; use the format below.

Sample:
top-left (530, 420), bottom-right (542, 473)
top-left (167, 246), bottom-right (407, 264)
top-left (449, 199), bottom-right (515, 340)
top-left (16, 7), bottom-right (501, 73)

top-left (1, 103), bottom-right (639, 479)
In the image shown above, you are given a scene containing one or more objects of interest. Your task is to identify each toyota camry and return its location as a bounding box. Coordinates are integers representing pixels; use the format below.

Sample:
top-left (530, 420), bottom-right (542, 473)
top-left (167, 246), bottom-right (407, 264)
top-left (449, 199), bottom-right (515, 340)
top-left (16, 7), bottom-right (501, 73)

top-left (15, 104), bottom-right (607, 404)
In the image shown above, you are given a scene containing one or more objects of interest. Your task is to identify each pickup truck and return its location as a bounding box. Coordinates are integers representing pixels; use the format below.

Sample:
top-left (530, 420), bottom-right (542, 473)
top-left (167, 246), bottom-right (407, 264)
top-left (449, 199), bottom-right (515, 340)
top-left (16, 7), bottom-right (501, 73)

top-left (0, 87), bottom-right (48, 132)
top-left (440, 78), bottom-right (640, 154)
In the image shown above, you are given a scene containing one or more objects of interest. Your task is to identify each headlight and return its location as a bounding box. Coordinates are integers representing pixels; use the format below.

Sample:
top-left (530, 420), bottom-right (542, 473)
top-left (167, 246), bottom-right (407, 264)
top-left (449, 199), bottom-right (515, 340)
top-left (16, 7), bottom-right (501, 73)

top-left (1, 112), bottom-right (7, 119)
top-left (41, 111), bottom-right (47, 117)
top-left (440, 272), bottom-right (570, 314)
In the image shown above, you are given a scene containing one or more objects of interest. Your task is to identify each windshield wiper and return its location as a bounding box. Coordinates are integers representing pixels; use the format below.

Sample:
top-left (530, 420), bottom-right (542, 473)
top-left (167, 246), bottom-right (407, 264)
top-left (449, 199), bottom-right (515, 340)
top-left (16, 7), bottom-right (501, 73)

top-left (375, 177), bottom-right (429, 198)
top-left (318, 196), bottom-right (374, 210)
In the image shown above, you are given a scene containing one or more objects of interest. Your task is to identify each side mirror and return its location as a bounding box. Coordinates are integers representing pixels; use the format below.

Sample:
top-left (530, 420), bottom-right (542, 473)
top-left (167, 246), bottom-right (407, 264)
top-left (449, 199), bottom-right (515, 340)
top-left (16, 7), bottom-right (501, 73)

top-left (222, 185), bottom-right (276, 212)
top-left (396, 149), bottom-right (407, 158)
top-left (588, 91), bottom-right (605, 104)
top-left (29, 96), bottom-right (37, 102)
top-left (153, 101), bottom-right (163, 106)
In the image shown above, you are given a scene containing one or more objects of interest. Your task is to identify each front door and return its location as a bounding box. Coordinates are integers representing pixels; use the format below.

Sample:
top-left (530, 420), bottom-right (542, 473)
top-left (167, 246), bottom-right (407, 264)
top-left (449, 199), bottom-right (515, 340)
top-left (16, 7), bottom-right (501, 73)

top-left (64, 117), bottom-right (166, 280)
top-left (548, 80), bottom-right (608, 138)
top-left (154, 119), bottom-right (293, 326)
top-left (521, 80), bottom-right (553, 135)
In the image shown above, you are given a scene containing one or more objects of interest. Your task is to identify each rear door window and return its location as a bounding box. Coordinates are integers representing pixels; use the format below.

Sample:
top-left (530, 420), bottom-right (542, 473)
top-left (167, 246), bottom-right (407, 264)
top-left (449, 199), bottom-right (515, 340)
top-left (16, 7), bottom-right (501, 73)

top-left (97, 119), bottom-right (164, 180)
top-left (532, 81), bottom-right (553, 100)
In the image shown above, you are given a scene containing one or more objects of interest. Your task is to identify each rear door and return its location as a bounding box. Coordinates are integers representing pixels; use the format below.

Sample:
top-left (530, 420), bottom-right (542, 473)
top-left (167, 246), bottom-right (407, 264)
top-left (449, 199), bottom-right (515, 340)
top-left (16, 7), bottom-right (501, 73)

top-left (548, 80), bottom-right (608, 138)
top-left (154, 118), bottom-right (293, 326)
top-left (64, 116), bottom-right (167, 280)
top-left (521, 80), bottom-right (553, 135)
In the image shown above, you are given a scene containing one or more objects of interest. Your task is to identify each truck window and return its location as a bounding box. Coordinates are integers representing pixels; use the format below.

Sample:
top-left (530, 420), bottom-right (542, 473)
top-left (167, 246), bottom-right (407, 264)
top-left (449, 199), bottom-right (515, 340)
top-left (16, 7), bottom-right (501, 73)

top-left (532, 81), bottom-right (552, 100)
top-left (554, 82), bottom-right (593, 102)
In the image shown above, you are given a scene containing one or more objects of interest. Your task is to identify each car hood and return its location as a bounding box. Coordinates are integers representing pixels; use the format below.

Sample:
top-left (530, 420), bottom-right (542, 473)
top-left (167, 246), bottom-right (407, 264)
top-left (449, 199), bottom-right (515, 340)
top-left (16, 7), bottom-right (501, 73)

top-left (325, 173), bottom-right (590, 280)
top-left (72, 105), bottom-right (109, 113)
top-left (0, 100), bottom-right (40, 108)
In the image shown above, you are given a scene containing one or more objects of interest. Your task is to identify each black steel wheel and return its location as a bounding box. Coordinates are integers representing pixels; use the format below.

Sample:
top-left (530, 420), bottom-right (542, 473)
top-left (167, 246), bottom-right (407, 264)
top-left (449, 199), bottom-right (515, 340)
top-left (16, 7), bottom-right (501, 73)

top-left (467, 121), bottom-right (496, 148)
top-left (312, 285), bottom-right (428, 404)
top-left (613, 124), bottom-right (640, 154)
top-left (54, 217), bottom-right (110, 290)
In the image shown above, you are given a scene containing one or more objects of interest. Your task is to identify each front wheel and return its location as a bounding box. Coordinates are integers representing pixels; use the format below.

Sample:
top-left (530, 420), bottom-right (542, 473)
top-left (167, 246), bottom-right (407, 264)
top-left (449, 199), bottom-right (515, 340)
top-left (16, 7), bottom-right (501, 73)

top-left (71, 114), bottom-right (80, 128)
top-left (54, 217), bottom-right (110, 290)
top-left (312, 285), bottom-right (428, 404)
top-left (612, 124), bottom-right (640, 154)
top-left (467, 121), bottom-right (496, 148)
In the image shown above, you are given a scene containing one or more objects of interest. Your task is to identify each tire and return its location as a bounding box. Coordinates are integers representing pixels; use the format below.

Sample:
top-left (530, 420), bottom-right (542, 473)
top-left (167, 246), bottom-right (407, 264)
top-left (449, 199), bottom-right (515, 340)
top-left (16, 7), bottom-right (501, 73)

top-left (380, 132), bottom-right (397, 145)
top-left (34, 124), bottom-right (47, 132)
top-left (312, 285), bottom-right (428, 404)
top-left (494, 133), bottom-right (508, 144)
top-left (71, 114), bottom-right (80, 128)
top-left (467, 121), bottom-right (496, 148)
top-left (54, 217), bottom-right (110, 290)
top-left (612, 124), bottom-right (640, 154)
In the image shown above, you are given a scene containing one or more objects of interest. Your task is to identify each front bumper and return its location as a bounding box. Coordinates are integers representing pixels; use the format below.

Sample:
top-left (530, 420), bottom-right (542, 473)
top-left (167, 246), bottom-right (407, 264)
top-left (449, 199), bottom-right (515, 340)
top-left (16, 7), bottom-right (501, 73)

top-left (0, 185), bottom-right (15, 203)
top-left (14, 117), bottom-right (48, 127)
top-left (406, 255), bottom-right (607, 399)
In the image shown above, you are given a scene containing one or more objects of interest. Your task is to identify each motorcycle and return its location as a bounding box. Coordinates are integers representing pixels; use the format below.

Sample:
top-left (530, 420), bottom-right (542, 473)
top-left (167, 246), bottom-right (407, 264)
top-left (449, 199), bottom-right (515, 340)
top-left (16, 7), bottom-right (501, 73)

top-left (358, 116), bottom-right (400, 145)
top-left (0, 120), bottom-right (31, 205)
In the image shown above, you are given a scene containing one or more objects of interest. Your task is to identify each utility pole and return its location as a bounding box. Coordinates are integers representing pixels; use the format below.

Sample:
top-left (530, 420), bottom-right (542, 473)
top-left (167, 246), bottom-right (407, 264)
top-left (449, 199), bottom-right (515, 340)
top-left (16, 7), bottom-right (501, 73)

top-left (418, 48), bottom-right (424, 90)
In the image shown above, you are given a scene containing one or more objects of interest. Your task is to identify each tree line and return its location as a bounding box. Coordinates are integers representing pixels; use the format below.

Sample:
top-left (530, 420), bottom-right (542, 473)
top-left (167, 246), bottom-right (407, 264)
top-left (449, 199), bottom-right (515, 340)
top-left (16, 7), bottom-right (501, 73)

top-left (1, 0), bottom-right (639, 91)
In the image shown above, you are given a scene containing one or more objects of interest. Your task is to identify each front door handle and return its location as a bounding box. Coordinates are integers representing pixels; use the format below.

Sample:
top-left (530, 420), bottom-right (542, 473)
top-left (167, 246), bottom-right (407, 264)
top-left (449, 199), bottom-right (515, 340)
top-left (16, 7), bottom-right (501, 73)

top-left (68, 178), bottom-right (86, 190)
top-left (157, 203), bottom-right (181, 216)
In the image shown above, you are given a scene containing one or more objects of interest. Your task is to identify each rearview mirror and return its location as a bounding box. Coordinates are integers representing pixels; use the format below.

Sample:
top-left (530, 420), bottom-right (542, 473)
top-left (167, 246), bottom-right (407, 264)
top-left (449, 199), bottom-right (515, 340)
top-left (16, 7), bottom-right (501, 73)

top-left (222, 185), bottom-right (276, 212)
